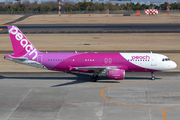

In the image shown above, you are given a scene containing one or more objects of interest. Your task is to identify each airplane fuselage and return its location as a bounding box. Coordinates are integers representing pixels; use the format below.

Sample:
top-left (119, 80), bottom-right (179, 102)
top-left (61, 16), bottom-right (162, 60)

top-left (34, 52), bottom-right (176, 72)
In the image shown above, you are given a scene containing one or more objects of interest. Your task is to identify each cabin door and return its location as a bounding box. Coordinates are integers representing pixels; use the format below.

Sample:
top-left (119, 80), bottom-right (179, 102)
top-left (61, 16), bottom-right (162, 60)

top-left (104, 58), bottom-right (108, 64)
top-left (104, 58), bottom-right (112, 64)
top-left (151, 55), bottom-right (156, 66)
top-left (109, 58), bottom-right (112, 64)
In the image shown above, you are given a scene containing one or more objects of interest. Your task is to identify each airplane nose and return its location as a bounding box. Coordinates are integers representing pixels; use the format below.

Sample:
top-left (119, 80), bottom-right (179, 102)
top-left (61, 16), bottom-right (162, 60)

top-left (172, 61), bottom-right (177, 69)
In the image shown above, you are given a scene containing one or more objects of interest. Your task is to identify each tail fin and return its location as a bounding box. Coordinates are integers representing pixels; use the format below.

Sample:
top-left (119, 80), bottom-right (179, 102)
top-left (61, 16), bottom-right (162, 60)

top-left (7, 26), bottom-right (39, 60)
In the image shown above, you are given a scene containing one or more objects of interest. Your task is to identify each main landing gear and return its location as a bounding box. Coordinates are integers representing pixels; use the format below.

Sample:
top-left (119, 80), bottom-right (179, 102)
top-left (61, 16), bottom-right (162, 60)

top-left (151, 72), bottom-right (155, 80)
top-left (91, 73), bottom-right (99, 82)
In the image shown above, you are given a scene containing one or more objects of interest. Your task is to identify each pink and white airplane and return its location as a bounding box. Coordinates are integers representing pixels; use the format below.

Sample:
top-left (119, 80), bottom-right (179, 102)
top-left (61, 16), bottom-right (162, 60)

top-left (4, 26), bottom-right (177, 82)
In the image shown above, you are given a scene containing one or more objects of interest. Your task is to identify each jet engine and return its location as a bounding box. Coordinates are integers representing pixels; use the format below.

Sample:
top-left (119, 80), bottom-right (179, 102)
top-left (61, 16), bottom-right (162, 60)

top-left (100, 69), bottom-right (125, 80)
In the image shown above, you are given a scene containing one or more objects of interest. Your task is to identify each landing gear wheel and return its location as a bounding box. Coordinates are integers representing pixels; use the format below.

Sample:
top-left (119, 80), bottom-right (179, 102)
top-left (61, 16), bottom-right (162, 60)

top-left (91, 73), bottom-right (99, 82)
top-left (91, 78), bottom-right (97, 82)
top-left (151, 72), bottom-right (155, 80)
top-left (151, 76), bottom-right (155, 80)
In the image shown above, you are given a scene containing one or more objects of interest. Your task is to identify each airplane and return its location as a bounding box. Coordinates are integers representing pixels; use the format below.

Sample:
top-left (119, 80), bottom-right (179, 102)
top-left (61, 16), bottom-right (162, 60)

top-left (4, 26), bottom-right (177, 82)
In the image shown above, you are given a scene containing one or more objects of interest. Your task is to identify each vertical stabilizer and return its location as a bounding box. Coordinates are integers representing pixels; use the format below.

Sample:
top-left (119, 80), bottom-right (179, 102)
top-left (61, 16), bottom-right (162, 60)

top-left (7, 26), bottom-right (40, 60)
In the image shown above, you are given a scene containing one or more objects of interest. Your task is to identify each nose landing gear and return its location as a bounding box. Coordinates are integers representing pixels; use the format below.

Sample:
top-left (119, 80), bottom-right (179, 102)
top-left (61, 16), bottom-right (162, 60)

top-left (151, 72), bottom-right (155, 80)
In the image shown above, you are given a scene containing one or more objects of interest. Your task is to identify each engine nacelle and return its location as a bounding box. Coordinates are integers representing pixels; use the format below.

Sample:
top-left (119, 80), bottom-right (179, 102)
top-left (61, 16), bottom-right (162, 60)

top-left (101, 69), bottom-right (125, 80)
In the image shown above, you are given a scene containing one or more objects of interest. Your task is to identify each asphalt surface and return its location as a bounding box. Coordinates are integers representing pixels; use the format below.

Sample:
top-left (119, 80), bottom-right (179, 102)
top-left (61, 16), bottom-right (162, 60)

top-left (1, 24), bottom-right (180, 33)
top-left (0, 72), bottom-right (180, 120)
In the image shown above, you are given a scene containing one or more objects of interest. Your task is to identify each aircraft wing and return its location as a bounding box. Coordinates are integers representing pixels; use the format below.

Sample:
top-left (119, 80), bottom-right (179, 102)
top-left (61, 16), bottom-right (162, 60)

top-left (74, 66), bottom-right (118, 72)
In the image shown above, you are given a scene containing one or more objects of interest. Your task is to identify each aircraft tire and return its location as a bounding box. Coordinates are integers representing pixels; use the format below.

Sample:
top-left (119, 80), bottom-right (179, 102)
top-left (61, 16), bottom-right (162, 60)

top-left (91, 78), bottom-right (97, 82)
top-left (151, 76), bottom-right (155, 80)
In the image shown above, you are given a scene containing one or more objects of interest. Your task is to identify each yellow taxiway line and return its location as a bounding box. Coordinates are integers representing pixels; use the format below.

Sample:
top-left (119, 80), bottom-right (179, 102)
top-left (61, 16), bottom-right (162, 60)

top-left (162, 110), bottom-right (167, 120)
top-left (100, 79), bottom-right (180, 120)
top-left (100, 80), bottom-right (162, 110)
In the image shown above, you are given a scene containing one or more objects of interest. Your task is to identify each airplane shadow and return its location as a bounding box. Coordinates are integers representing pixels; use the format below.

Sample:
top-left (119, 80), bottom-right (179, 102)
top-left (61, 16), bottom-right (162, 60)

top-left (0, 72), bottom-right (162, 87)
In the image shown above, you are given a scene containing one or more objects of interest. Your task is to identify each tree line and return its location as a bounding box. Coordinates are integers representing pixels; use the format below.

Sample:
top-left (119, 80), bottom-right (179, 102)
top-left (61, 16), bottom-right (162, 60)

top-left (0, 1), bottom-right (180, 12)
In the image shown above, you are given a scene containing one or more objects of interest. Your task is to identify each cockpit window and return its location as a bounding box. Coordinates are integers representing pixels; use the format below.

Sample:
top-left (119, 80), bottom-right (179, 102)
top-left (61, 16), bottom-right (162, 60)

top-left (162, 58), bottom-right (170, 61)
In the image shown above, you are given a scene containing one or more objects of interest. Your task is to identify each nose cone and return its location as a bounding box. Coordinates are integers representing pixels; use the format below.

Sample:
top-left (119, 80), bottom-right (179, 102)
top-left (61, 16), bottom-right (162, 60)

top-left (171, 61), bottom-right (177, 69)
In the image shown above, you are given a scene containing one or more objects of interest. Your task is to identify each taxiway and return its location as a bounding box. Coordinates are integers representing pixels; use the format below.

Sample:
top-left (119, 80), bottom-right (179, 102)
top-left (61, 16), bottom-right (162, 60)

top-left (0, 72), bottom-right (180, 120)
top-left (1, 24), bottom-right (180, 33)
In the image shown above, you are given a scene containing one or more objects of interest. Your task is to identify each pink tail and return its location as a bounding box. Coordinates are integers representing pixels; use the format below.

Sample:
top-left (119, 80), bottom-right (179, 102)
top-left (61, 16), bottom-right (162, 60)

top-left (8, 26), bottom-right (39, 60)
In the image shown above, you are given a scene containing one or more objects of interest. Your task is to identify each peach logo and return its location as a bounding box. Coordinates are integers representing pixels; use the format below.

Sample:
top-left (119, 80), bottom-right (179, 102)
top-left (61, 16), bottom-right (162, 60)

top-left (9, 26), bottom-right (38, 60)
top-left (131, 55), bottom-right (150, 60)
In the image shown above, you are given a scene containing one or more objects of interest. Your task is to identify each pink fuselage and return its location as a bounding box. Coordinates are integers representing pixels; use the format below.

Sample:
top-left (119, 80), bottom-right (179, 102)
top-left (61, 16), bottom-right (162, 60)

top-left (39, 53), bottom-right (157, 72)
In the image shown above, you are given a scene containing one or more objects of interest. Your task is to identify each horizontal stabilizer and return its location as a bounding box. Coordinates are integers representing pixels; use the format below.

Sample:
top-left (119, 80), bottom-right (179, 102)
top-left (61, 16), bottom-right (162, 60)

top-left (4, 56), bottom-right (28, 61)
